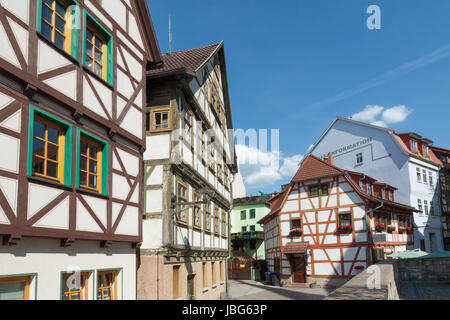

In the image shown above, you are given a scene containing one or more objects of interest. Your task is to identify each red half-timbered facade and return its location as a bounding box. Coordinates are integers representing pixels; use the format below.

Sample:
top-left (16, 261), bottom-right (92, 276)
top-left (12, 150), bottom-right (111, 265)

top-left (0, 0), bottom-right (161, 300)
top-left (259, 155), bottom-right (416, 287)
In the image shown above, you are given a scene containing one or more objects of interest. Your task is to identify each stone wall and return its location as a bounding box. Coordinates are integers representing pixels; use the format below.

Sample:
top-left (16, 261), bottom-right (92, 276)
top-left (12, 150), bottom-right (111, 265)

top-left (324, 260), bottom-right (399, 300)
top-left (396, 257), bottom-right (450, 281)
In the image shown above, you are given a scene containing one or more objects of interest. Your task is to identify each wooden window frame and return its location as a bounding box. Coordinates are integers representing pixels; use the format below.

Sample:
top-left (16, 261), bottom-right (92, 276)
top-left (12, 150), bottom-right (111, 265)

top-left (32, 115), bottom-right (66, 184)
top-left (149, 107), bottom-right (171, 132)
top-left (176, 181), bottom-right (189, 225)
top-left (0, 276), bottom-right (31, 300)
top-left (79, 136), bottom-right (102, 193)
top-left (308, 183), bottom-right (329, 197)
top-left (221, 212), bottom-right (227, 237)
top-left (182, 109), bottom-right (194, 147)
top-left (193, 192), bottom-right (202, 230)
top-left (62, 272), bottom-right (90, 300)
top-left (338, 213), bottom-right (352, 228)
top-left (290, 219), bottom-right (302, 230)
top-left (214, 205), bottom-right (220, 236)
top-left (85, 23), bottom-right (108, 80)
top-left (97, 270), bottom-right (118, 300)
top-left (204, 202), bottom-right (212, 233)
top-left (39, 0), bottom-right (72, 53)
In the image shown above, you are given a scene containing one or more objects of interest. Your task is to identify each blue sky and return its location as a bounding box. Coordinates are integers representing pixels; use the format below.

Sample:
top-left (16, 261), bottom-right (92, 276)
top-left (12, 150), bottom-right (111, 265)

top-left (147, 0), bottom-right (450, 196)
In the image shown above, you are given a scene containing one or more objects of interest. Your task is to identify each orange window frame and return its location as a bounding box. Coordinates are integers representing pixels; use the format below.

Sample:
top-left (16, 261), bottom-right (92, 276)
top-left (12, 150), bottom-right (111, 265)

top-left (150, 108), bottom-right (171, 132)
top-left (85, 24), bottom-right (108, 80)
top-left (97, 270), bottom-right (118, 300)
top-left (0, 276), bottom-right (31, 300)
top-left (62, 273), bottom-right (89, 300)
top-left (32, 115), bottom-right (65, 183)
top-left (177, 181), bottom-right (188, 224)
top-left (79, 136), bottom-right (103, 193)
top-left (41, 0), bottom-right (72, 53)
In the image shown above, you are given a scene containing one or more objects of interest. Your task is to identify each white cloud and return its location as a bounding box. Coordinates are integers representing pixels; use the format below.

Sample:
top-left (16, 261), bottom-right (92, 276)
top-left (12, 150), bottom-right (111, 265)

top-left (236, 144), bottom-right (303, 187)
top-left (381, 105), bottom-right (412, 123)
top-left (352, 105), bottom-right (384, 122)
top-left (352, 104), bottom-right (412, 128)
top-left (280, 154), bottom-right (304, 177)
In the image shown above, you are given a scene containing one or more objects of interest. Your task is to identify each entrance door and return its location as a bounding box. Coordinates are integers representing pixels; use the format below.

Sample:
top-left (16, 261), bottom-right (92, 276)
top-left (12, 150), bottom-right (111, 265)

top-left (292, 256), bottom-right (306, 283)
top-left (187, 274), bottom-right (196, 300)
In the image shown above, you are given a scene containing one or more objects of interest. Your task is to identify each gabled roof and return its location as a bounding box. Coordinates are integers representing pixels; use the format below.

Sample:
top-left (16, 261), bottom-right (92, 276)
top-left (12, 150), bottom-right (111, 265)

top-left (292, 154), bottom-right (343, 182)
top-left (147, 42), bottom-right (223, 77)
top-left (133, 0), bottom-right (162, 63)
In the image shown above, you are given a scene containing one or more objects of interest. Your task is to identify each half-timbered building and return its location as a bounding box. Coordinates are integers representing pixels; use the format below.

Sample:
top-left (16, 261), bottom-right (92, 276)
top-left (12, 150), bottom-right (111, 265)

top-left (259, 155), bottom-right (416, 287)
top-left (0, 0), bottom-right (161, 300)
top-left (137, 42), bottom-right (237, 300)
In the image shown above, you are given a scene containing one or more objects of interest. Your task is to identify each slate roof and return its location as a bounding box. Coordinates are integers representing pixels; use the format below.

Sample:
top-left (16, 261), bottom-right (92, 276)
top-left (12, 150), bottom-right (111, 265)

top-left (147, 42), bottom-right (223, 77)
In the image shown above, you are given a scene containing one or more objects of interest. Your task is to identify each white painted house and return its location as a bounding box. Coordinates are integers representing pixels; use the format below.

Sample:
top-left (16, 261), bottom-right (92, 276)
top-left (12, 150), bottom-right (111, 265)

top-left (137, 42), bottom-right (238, 300)
top-left (309, 117), bottom-right (444, 252)
top-left (0, 0), bottom-right (161, 300)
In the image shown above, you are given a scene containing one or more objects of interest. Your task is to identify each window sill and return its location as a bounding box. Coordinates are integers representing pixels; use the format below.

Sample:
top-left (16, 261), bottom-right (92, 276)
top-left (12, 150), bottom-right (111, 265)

top-left (82, 65), bottom-right (114, 90)
top-left (28, 175), bottom-right (73, 191)
top-left (202, 288), bottom-right (209, 293)
top-left (36, 32), bottom-right (80, 67)
top-left (76, 188), bottom-right (109, 200)
top-left (220, 281), bottom-right (225, 286)
top-left (212, 284), bottom-right (217, 289)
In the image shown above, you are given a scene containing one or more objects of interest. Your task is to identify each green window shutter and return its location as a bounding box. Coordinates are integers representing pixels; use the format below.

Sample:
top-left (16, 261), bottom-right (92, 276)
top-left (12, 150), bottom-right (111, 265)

top-left (28, 105), bottom-right (73, 187)
top-left (76, 129), bottom-right (109, 196)
top-left (36, 0), bottom-right (43, 33)
top-left (107, 37), bottom-right (114, 86)
top-left (70, 3), bottom-right (80, 60)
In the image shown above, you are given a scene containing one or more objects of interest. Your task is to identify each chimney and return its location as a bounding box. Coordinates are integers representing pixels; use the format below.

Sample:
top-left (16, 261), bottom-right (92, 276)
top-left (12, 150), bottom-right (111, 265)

top-left (325, 155), bottom-right (334, 165)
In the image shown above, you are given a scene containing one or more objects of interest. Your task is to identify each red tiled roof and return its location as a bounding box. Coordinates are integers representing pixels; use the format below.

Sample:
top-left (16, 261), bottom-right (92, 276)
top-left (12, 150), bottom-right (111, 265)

top-left (292, 154), bottom-right (343, 182)
top-left (282, 242), bottom-right (309, 254)
top-left (147, 42), bottom-right (222, 77)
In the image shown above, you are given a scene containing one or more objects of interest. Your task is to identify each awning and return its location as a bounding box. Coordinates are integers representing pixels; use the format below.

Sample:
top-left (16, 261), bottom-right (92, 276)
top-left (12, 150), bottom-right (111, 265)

top-left (282, 242), bottom-right (309, 254)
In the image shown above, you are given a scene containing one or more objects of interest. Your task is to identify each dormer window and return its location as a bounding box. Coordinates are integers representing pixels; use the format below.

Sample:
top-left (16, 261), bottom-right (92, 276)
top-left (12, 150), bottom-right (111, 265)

top-left (367, 183), bottom-right (372, 195)
top-left (423, 145), bottom-right (429, 156)
top-left (411, 139), bottom-right (417, 151)
top-left (308, 183), bottom-right (329, 197)
top-left (361, 181), bottom-right (367, 193)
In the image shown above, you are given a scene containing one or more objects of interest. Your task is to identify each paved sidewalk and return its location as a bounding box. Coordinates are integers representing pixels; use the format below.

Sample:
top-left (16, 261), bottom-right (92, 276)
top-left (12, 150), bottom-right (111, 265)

top-left (228, 280), bottom-right (332, 300)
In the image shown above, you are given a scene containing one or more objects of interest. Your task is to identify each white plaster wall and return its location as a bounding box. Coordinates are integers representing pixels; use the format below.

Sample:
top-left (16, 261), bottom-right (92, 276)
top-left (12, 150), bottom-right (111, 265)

top-left (0, 237), bottom-right (136, 300)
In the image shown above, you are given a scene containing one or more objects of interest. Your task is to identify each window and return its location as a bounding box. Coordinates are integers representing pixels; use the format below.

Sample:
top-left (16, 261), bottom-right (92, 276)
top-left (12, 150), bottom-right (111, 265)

top-left (241, 226), bottom-right (247, 232)
top-left (428, 172), bottom-right (433, 187)
top-left (97, 270), bottom-right (118, 300)
top-left (193, 192), bottom-right (202, 229)
top-left (182, 109), bottom-right (193, 146)
top-left (423, 145), bottom-right (429, 156)
top-left (77, 130), bottom-right (108, 195)
top-left (250, 239), bottom-right (256, 250)
top-left (416, 168), bottom-right (421, 182)
top-left (62, 272), bottom-right (89, 300)
top-left (367, 183), bottom-right (372, 195)
top-left (221, 212), bottom-right (227, 236)
top-left (29, 106), bottom-right (72, 186)
top-left (212, 262), bottom-right (216, 285)
top-left (250, 225), bottom-right (255, 232)
top-left (214, 206), bottom-right (220, 235)
top-left (290, 219), bottom-right (302, 230)
top-left (83, 12), bottom-right (113, 84)
top-left (240, 210), bottom-right (246, 220)
top-left (149, 108), bottom-right (171, 132)
top-left (361, 181), bottom-right (367, 193)
top-left (412, 139), bottom-right (417, 151)
top-left (202, 263), bottom-right (208, 288)
top-left (356, 153), bottom-right (363, 165)
top-left (204, 202), bottom-right (211, 232)
top-left (39, 0), bottom-right (78, 55)
top-left (208, 137), bottom-right (216, 172)
top-left (422, 170), bottom-right (427, 184)
top-left (172, 266), bottom-right (180, 299)
top-left (338, 213), bottom-right (352, 228)
top-left (418, 199), bottom-right (423, 214)
top-left (32, 115), bottom-right (65, 183)
top-left (176, 182), bottom-right (188, 224)
top-left (308, 183), bottom-right (329, 197)
top-left (424, 200), bottom-right (429, 215)
top-left (250, 209), bottom-right (256, 219)
top-left (0, 276), bottom-right (31, 300)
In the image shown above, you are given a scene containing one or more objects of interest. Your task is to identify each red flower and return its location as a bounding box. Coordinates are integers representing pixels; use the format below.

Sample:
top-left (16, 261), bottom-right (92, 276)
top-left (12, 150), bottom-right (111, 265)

top-left (377, 223), bottom-right (386, 227)
top-left (406, 227), bottom-right (413, 231)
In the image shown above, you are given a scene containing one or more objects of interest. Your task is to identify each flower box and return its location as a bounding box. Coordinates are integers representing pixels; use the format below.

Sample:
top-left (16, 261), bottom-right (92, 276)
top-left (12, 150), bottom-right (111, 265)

top-left (398, 227), bottom-right (407, 233)
top-left (288, 228), bottom-right (302, 237)
top-left (375, 223), bottom-right (386, 232)
top-left (337, 225), bottom-right (352, 233)
top-left (354, 266), bottom-right (365, 270)
top-left (406, 227), bottom-right (414, 233)
top-left (387, 225), bottom-right (396, 233)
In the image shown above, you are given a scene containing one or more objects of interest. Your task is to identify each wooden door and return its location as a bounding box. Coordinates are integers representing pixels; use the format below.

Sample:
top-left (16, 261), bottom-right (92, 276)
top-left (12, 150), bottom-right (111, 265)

top-left (292, 257), bottom-right (305, 283)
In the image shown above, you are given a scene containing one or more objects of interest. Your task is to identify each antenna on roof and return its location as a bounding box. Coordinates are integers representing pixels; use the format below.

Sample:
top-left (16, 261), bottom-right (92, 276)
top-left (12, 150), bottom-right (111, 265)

top-left (169, 14), bottom-right (172, 54)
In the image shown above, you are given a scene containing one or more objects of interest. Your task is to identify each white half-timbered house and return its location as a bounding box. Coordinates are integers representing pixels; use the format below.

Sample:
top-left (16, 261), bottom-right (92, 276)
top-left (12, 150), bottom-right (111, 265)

top-left (0, 0), bottom-right (161, 300)
top-left (259, 155), bottom-right (416, 287)
top-left (138, 42), bottom-right (237, 300)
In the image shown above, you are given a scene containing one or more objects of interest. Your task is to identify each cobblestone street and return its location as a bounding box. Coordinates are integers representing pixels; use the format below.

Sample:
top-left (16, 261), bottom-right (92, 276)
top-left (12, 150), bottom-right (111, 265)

top-left (228, 280), bottom-right (333, 300)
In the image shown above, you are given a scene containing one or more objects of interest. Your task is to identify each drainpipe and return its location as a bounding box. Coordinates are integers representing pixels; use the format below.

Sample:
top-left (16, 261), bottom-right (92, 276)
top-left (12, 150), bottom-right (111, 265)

top-left (225, 173), bottom-right (237, 300)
